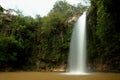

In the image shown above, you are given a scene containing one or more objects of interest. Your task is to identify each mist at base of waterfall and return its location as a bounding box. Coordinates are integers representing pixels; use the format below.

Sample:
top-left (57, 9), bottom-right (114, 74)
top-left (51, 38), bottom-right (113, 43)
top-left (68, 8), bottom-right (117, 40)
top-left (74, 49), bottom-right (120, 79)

top-left (61, 72), bottom-right (90, 75)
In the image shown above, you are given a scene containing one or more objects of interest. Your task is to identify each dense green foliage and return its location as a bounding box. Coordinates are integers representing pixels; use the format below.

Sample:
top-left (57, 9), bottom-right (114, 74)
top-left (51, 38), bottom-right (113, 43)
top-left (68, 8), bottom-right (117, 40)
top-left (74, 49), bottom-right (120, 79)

top-left (87, 0), bottom-right (120, 72)
top-left (0, 1), bottom-right (86, 71)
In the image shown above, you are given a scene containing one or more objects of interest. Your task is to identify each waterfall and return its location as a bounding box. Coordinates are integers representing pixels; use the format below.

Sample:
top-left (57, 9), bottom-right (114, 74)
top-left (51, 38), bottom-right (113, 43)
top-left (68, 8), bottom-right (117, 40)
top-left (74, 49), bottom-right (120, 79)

top-left (67, 11), bottom-right (87, 75)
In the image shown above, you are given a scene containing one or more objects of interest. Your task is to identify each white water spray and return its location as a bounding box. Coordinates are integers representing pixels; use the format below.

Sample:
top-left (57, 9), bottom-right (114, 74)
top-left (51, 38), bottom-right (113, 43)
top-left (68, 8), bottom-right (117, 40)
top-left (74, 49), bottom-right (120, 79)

top-left (67, 11), bottom-right (87, 75)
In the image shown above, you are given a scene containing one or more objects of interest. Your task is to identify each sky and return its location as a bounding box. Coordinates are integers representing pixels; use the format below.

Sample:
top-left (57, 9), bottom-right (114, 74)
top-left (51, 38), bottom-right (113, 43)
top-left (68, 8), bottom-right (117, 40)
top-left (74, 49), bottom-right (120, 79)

top-left (0, 0), bottom-right (89, 18)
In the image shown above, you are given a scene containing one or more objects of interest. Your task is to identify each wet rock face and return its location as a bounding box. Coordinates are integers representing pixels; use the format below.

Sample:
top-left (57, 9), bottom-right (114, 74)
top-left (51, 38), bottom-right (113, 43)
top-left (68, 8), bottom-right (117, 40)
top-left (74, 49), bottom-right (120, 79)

top-left (67, 16), bottom-right (78, 23)
top-left (67, 14), bottom-right (81, 24)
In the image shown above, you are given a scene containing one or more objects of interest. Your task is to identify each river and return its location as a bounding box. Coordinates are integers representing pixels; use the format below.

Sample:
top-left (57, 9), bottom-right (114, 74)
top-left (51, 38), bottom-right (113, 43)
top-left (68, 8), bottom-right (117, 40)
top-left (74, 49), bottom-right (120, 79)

top-left (0, 72), bottom-right (120, 80)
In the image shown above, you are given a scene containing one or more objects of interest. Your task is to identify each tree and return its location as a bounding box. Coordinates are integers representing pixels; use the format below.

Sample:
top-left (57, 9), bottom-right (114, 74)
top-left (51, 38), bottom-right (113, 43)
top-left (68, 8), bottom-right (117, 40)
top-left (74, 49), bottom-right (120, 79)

top-left (87, 0), bottom-right (120, 72)
top-left (0, 36), bottom-right (23, 71)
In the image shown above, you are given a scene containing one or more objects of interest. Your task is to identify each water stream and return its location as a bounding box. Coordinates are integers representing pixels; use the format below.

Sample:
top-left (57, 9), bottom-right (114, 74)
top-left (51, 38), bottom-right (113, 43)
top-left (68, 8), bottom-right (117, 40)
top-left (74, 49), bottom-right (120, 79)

top-left (67, 11), bottom-right (87, 75)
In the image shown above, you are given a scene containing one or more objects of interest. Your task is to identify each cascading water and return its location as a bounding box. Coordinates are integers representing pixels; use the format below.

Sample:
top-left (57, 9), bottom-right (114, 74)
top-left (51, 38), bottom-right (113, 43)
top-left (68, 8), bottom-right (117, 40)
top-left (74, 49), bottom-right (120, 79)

top-left (67, 11), bottom-right (87, 75)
